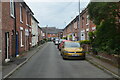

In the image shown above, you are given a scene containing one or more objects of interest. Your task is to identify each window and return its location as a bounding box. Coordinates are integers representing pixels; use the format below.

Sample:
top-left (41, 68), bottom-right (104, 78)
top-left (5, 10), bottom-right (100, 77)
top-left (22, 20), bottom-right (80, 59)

top-left (20, 30), bottom-right (24, 47)
top-left (20, 4), bottom-right (23, 23)
top-left (82, 20), bottom-right (84, 28)
top-left (74, 22), bottom-right (77, 29)
top-left (86, 15), bottom-right (89, 25)
top-left (28, 13), bottom-right (30, 26)
top-left (82, 34), bottom-right (84, 36)
top-left (65, 42), bottom-right (80, 48)
top-left (20, 27), bottom-right (24, 47)
top-left (26, 11), bottom-right (28, 25)
top-left (10, 0), bottom-right (14, 18)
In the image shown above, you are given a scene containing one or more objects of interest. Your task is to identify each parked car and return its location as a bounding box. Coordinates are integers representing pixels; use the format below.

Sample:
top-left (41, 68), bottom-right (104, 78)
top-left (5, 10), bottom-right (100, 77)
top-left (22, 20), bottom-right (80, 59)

top-left (54, 38), bottom-right (59, 45)
top-left (61, 41), bottom-right (86, 60)
top-left (57, 39), bottom-right (66, 49)
top-left (58, 40), bottom-right (70, 51)
top-left (53, 37), bottom-right (58, 43)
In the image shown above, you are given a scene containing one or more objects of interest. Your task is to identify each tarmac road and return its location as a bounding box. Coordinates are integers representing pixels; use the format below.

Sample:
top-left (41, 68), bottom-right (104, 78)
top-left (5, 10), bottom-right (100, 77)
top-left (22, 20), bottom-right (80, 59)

top-left (9, 42), bottom-right (113, 78)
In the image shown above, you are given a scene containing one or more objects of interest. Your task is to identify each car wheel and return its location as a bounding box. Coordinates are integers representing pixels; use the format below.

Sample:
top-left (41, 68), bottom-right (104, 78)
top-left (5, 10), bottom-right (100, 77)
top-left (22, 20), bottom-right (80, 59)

top-left (63, 57), bottom-right (67, 60)
top-left (59, 49), bottom-right (61, 51)
top-left (82, 57), bottom-right (86, 60)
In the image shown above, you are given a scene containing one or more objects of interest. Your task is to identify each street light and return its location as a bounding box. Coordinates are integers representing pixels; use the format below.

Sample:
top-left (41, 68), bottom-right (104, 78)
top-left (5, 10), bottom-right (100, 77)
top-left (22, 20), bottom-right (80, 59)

top-left (78, 0), bottom-right (81, 41)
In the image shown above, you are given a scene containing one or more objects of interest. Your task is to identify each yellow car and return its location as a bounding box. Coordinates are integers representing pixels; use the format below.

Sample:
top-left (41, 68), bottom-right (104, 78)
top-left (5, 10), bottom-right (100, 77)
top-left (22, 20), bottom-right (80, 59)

top-left (61, 41), bottom-right (85, 60)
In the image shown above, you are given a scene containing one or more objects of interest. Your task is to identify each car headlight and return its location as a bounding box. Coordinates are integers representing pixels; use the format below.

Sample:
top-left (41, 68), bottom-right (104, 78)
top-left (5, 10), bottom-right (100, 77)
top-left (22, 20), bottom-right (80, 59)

top-left (64, 51), bottom-right (69, 53)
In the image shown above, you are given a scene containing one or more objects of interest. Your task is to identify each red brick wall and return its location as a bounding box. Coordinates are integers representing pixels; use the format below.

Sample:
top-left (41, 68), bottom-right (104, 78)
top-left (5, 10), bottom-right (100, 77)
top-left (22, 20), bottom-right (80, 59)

top-left (15, 2), bottom-right (32, 53)
top-left (47, 33), bottom-right (58, 38)
top-left (0, 2), bottom-right (2, 62)
top-left (80, 8), bottom-right (96, 40)
top-left (2, 2), bottom-right (15, 60)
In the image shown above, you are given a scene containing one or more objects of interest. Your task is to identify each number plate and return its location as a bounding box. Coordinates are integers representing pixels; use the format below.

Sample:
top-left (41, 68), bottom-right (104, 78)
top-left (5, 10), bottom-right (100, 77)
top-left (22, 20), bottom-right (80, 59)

top-left (72, 54), bottom-right (79, 56)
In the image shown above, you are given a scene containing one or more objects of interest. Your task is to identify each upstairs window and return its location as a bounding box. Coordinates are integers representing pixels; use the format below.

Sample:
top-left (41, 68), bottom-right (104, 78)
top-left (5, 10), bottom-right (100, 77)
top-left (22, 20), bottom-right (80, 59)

top-left (26, 11), bottom-right (28, 25)
top-left (20, 4), bottom-right (23, 23)
top-left (86, 15), bottom-right (89, 25)
top-left (10, 0), bottom-right (14, 18)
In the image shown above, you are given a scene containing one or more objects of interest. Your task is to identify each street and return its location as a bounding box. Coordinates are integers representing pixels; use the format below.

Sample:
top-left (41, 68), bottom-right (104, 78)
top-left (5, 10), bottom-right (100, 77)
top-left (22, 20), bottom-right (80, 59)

top-left (9, 42), bottom-right (113, 78)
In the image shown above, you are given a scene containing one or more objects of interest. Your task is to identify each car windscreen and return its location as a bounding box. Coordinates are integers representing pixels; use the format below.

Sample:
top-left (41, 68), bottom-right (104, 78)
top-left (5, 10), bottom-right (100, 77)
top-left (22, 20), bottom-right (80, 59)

top-left (55, 39), bottom-right (59, 41)
top-left (65, 42), bottom-right (80, 48)
top-left (59, 39), bottom-right (65, 42)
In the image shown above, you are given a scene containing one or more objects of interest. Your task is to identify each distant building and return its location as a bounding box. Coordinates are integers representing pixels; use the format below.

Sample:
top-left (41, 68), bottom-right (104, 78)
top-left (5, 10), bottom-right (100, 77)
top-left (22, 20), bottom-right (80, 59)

top-left (38, 25), bottom-right (42, 45)
top-left (41, 27), bottom-right (63, 39)
top-left (31, 16), bottom-right (39, 47)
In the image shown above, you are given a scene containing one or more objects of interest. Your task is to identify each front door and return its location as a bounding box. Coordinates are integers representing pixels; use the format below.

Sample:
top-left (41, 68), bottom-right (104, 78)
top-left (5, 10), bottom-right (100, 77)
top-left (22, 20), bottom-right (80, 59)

top-left (5, 32), bottom-right (10, 62)
top-left (16, 32), bottom-right (19, 57)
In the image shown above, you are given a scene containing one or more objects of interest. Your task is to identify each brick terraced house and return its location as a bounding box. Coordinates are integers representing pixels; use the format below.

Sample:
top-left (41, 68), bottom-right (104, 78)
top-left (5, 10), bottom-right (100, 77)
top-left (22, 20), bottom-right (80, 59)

top-left (63, 7), bottom-right (96, 41)
top-left (2, 1), bottom-right (16, 62)
top-left (1, 0), bottom-right (40, 62)
top-left (63, 16), bottom-right (79, 41)
top-left (15, 2), bottom-right (34, 56)
top-left (80, 8), bottom-right (96, 40)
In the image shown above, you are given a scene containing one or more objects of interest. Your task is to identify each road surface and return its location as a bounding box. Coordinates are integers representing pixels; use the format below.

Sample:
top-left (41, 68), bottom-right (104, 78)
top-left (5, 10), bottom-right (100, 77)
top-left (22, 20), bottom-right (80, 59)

top-left (9, 42), bottom-right (113, 78)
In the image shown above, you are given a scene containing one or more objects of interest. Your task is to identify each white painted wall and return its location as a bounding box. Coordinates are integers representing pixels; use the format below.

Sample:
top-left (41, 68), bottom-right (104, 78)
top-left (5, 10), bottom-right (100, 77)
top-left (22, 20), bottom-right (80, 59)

top-left (31, 17), bottom-right (38, 47)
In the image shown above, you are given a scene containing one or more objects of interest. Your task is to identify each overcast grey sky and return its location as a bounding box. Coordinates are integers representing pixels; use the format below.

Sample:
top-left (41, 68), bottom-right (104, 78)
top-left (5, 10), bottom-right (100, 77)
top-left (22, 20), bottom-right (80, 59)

top-left (25, 1), bottom-right (90, 29)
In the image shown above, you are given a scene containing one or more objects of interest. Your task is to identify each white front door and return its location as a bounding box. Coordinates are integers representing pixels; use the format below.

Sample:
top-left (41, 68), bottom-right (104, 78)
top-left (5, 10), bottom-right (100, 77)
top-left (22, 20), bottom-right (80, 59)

top-left (5, 32), bottom-right (10, 62)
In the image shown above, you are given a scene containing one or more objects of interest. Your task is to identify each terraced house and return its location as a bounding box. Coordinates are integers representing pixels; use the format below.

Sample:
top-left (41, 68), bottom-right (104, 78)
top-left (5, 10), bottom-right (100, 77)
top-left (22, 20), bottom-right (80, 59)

top-left (2, 1), bottom-right (16, 62)
top-left (80, 7), bottom-right (96, 40)
top-left (1, 0), bottom-right (38, 62)
top-left (63, 7), bottom-right (96, 41)
top-left (15, 1), bottom-right (34, 56)
top-left (63, 16), bottom-right (79, 41)
top-left (31, 16), bottom-right (39, 47)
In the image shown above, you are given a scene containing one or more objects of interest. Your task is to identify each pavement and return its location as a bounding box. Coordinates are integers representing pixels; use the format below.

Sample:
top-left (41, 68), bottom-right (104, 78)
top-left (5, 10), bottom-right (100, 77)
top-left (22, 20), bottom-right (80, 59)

top-left (86, 53), bottom-right (120, 79)
top-left (2, 42), bottom-right (119, 79)
top-left (2, 43), bottom-right (46, 79)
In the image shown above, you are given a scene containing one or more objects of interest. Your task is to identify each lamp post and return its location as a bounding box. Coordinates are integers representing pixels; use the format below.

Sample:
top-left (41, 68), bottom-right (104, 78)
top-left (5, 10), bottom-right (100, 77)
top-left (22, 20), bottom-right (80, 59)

top-left (78, 0), bottom-right (81, 41)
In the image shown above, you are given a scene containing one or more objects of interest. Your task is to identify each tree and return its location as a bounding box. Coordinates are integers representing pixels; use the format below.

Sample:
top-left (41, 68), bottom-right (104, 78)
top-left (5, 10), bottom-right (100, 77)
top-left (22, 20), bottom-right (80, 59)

top-left (88, 2), bottom-right (120, 55)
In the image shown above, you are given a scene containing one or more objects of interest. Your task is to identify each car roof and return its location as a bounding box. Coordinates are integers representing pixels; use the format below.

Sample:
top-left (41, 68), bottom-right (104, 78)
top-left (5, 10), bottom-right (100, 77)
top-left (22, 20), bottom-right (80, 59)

top-left (62, 40), bottom-right (72, 43)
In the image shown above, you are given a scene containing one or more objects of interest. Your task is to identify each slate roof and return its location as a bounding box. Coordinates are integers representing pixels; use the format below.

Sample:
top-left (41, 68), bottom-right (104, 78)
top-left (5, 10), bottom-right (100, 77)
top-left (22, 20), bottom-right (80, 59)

top-left (41, 27), bottom-right (63, 34)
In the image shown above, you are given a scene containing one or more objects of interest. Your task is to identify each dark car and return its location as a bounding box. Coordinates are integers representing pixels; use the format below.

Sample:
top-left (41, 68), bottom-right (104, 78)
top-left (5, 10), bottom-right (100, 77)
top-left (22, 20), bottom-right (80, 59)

top-left (57, 39), bottom-right (66, 49)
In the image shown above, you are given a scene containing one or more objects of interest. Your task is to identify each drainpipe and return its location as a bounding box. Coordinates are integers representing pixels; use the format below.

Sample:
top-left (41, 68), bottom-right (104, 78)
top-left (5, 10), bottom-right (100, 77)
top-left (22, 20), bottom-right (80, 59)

top-left (78, 0), bottom-right (81, 41)
top-left (14, 2), bottom-right (19, 57)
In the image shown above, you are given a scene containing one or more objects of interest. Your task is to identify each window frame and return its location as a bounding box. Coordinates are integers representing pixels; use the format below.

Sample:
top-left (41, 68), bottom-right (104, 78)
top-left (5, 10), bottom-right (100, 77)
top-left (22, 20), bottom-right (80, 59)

top-left (10, 0), bottom-right (15, 18)
top-left (20, 3), bottom-right (23, 23)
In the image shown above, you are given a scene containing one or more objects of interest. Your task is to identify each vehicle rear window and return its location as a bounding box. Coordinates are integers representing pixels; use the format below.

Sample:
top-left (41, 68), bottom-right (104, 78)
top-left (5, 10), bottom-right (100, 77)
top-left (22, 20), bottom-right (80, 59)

top-left (65, 42), bottom-right (80, 48)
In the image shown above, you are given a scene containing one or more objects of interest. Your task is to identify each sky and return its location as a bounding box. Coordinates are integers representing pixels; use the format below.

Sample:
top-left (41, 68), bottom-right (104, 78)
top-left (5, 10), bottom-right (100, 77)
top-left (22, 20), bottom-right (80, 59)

top-left (24, 0), bottom-right (90, 29)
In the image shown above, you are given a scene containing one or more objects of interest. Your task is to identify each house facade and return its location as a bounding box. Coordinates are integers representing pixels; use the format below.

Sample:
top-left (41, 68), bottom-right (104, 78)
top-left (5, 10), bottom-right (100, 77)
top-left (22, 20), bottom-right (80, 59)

top-left (80, 8), bottom-right (96, 40)
top-left (38, 26), bottom-right (42, 45)
top-left (2, 1), bottom-right (16, 62)
top-left (15, 2), bottom-right (34, 56)
top-left (63, 16), bottom-right (79, 41)
top-left (63, 7), bottom-right (96, 41)
top-left (31, 16), bottom-right (39, 47)
top-left (1, 0), bottom-right (37, 62)
top-left (41, 27), bottom-right (63, 39)
top-left (0, 2), bottom-right (2, 62)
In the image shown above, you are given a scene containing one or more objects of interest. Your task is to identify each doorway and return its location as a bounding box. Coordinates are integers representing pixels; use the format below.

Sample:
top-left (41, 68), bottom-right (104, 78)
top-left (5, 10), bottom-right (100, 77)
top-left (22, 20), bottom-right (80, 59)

top-left (5, 32), bottom-right (10, 62)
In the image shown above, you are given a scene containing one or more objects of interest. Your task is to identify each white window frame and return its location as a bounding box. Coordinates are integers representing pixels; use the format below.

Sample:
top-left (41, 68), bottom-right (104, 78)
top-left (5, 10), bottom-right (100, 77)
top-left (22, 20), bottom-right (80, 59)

top-left (10, 0), bottom-right (15, 18)
top-left (86, 15), bottom-right (89, 26)
top-left (20, 4), bottom-right (23, 23)
top-left (20, 27), bottom-right (24, 47)
top-left (26, 11), bottom-right (28, 26)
